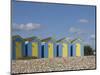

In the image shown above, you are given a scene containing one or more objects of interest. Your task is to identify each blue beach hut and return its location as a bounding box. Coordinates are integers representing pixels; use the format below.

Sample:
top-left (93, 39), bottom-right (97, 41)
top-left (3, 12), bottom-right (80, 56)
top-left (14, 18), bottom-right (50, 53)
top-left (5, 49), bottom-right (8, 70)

top-left (24, 36), bottom-right (41, 58)
top-left (39, 42), bottom-right (48, 58)
top-left (12, 35), bottom-right (24, 60)
top-left (71, 38), bottom-right (84, 56)
top-left (41, 37), bottom-right (56, 58)
top-left (57, 37), bottom-right (71, 57)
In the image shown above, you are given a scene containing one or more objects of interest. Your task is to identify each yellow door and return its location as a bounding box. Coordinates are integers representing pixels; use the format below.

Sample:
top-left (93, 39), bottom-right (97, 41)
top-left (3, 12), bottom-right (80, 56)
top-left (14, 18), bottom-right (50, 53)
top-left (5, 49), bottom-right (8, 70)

top-left (48, 43), bottom-right (53, 58)
top-left (76, 43), bottom-right (81, 56)
top-left (62, 43), bottom-right (68, 57)
top-left (32, 42), bottom-right (38, 57)
top-left (16, 42), bottom-right (22, 59)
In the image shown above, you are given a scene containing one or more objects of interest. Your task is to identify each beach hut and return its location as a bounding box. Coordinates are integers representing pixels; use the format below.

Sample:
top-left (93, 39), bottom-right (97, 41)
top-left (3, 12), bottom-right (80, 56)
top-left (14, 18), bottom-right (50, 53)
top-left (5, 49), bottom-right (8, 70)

top-left (12, 35), bottom-right (24, 59)
top-left (57, 38), bottom-right (71, 57)
top-left (23, 40), bottom-right (32, 57)
top-left (56, 43), bottom-right (62, 57)
top-left (41, 37), bottom-right (56, 58)
top-left (24, 36), bottom-right (41, 58)
top-left (69, 43), bottom-right (76, 57)
top-left (71, 38), bottom-right (84, 56)
top-left (40, 42), bottom-right (48, 58)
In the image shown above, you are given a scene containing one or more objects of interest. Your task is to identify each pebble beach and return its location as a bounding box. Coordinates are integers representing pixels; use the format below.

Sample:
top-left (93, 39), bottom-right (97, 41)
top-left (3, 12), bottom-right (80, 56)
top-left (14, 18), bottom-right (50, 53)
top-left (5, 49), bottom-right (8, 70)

top-left (11, 56), bottom-right (96, 74)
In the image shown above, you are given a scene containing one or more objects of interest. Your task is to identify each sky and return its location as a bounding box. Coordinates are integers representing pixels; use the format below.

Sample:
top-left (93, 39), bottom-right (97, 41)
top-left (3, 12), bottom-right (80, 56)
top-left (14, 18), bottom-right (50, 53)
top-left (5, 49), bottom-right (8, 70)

top-left (12, 1), bottom-right (96, 49)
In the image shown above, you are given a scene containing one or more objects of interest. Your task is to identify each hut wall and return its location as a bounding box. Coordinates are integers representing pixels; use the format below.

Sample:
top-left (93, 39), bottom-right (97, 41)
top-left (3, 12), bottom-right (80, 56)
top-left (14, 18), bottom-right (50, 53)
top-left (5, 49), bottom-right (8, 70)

top-left (32, 42), bottom-right (38, 58)
top-left (81, 44), bottom-right (84, 56)
top-left (69, 44), bottom-right (76, 57)
top-left (48, 42), bottom-right (54, 58)
top-left (38, 43), bottom-right (42, 58)
top-left (15, 42), bottom-right (22, 59)
top-left (76, 43), bottom-right (81, 56)
top-left (62, 43), bottom-right (68, 57)
top-left (27, 42), bottom-right (32, 57)
top-left (56, 44), bottom-right (62, 57)
top-left (53, 43), bottom-right (57, 57)
top-left (44, 43), bottom-right (48, 58)
top-left (68, 44), bottom-right (71, 57)
top-left (12, 41), bottom-right (16, 59)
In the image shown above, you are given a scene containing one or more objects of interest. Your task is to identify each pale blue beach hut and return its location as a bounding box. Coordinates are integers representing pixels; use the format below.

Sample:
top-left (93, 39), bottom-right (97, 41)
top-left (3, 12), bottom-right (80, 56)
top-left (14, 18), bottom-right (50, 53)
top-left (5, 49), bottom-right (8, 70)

top-left (12, 35), bottom-right (25, 60)
top-left (57, 37), bottom-right (71, 57)
top-left (41, 37), bottom-right (56, 58)
top-left (71, 38), bottom-right (84, 56)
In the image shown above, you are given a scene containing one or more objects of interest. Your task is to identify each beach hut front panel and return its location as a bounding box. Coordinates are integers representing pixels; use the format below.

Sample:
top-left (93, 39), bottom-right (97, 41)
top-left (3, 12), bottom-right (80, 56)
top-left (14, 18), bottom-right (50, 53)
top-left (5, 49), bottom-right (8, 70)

top-left (27, 42), bottom-right (32, 57)
top-left (12, 42), bottom-right (16, 59)
top-left (38, 43), bottom-right (42, 58)
top-left (81, 44), bottom-right (84, 56)
top-left (48, 43), bottom-right (53, 58)
top-left (24, 42), bottom-right (32, 57)
top-left (44, 43), bottom-right (48, 58)
top-left (53, 43), bottom-right (57, 57)
top-left (68, 44), bottom-right (71, 57)
top-left (24, 43), bottom-right (28, 56)
top-left (15, 42), bottom-right (22, 59)
top-left (32, 42), bottom-right (38, 57)
top-left (62, 43), bottom-right (68, 57)
top-left (70, 44), bottom-right (76, 57)
top-left (72, 39), bottom-right (84, 56)
top-left (76, 43), bottom-right (81, 56)
top-left (56, 44), bottom-right (62, 57)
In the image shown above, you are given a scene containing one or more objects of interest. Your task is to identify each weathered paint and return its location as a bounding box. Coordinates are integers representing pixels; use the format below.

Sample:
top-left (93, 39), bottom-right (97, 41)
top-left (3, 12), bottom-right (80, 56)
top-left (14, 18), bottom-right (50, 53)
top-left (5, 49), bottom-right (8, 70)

top-left (62, 43), bottom-right (68, 57)
top-left (24, 42), bottom-right (32, 57)
top-left (76, 43), bottom-right (81, 56)
top-left (53, 43), bottom-right (57, 57)
top-left (72, 39), bottom-right (84, 56)
top-left (44, 43), bottom-right (48, 58)
top-left (12, 42), bottom-right (16, 59)
top-left (22, 42), bottom-right (25, 57)
top-left (56, 43), bottom-right (62, 57)
top-left (72, 44), bottom-right (76, 56)
top-left (25, 44), bottom-right (28, 56)
top-left (27, 42), bottom-right (32, 57)
top-left (38, 43), bottom-right (42, 58)
top-left (48, 43), bottom-right (53, 58)
top-left (81, 44), bottom-right (84, 56)
top-left (32, 42), bottom-right (38, 57)
top-left (15, 42), bottom-right (22, 59)
top-left (69, 44), bottom-right (76, 57)
top-left (68, 44), bottom-right (71, 57)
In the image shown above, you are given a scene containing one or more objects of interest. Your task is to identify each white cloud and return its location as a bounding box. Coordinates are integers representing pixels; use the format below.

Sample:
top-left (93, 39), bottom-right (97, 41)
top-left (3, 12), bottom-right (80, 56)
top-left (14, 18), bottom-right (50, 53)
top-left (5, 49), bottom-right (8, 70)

top-left (79, 19), bottom-right (89, 23)
top-left (69, 27), bottom-right (85, 35)
top-left (13, 23), bottom-right (41, 31)
top-left (69, 27), bottom-right (80, 33)
top-left (90, 34), bottom-right (95, 39)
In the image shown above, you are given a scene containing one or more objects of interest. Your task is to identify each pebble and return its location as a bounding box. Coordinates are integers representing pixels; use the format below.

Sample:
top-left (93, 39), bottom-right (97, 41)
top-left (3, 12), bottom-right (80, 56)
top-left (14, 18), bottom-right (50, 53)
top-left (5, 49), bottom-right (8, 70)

top-left (11, 56), bottom-right (96, 74)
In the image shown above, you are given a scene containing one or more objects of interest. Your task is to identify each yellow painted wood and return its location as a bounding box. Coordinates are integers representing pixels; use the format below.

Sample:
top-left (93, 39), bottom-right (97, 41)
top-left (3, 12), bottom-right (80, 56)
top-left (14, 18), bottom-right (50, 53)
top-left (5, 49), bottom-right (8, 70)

top-left (76, 43), bottom-right (81, 56)
top-left (48, 43), bottom-right (53, 58)
top-left (62, 43), bottom-right (68, 57)
top-left (32, 42), bottom-right (38, 57)
top-left (16, 42), bottom-right (22, 59)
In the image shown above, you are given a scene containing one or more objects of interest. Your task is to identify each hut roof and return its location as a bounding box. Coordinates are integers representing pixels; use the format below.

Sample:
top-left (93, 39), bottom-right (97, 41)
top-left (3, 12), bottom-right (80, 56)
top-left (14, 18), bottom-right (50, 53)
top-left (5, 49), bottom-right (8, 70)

top-left (12, 35), bottom-right (23, 41)
top-left (71, 38), bottom-right (83, 44)
top-left (41, 37), bottom-right (56, 42)
top-left (57, 37), bottom-right (71, 43)
top-left (24, 36), bottom-right (41, 42)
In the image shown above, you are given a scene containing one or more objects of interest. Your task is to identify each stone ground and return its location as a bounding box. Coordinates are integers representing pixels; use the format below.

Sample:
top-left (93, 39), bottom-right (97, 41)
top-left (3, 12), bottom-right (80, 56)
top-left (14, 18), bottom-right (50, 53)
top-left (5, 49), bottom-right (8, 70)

top-left (11, 56), bottom-right (96, 74)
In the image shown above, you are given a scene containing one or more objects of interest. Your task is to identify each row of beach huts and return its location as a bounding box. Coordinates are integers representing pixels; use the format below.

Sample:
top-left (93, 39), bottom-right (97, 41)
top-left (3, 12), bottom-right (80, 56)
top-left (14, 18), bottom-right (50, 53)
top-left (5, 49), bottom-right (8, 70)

top-left (12, 35), bottom-right (84, 60)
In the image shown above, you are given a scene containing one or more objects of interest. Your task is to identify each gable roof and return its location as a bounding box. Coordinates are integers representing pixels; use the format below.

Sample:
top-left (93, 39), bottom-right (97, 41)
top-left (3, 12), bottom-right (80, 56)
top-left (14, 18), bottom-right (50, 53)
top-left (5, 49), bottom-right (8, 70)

top-left (12, 35), bottom-right (23, 41)
top-left (57, 37), bottom-right (71, 43)
top-left (71, 38), bottom-right (83, 43)
top-left (24, 36), bottom-right (41, 42)
top-left (41, 37), bottom-right (56, 42)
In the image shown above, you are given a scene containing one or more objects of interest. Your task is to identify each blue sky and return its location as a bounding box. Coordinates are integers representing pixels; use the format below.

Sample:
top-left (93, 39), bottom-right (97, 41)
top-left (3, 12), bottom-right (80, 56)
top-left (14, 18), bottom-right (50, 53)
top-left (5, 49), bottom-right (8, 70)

top-left (12, 1), bottom-right (96, 49)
